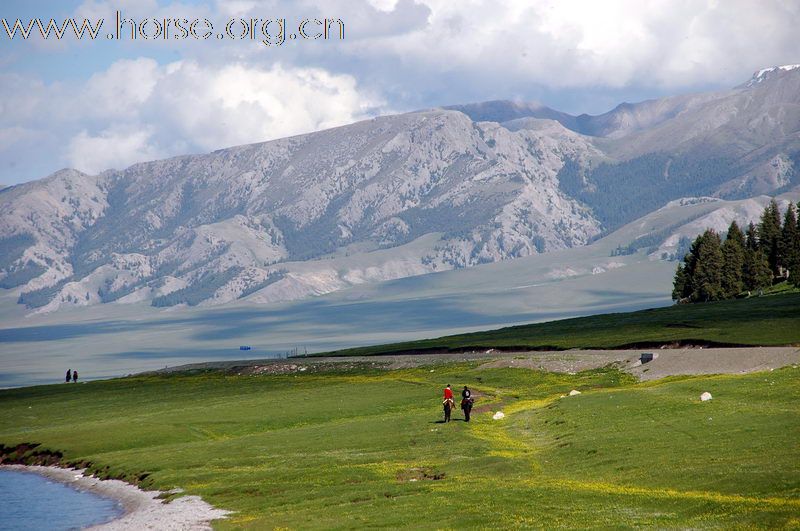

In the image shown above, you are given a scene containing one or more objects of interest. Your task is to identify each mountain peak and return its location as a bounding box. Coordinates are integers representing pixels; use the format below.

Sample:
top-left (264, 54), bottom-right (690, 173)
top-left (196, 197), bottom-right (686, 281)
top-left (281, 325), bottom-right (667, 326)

top-left (745, 64), bottom-right (800, 87)
top-left (443, 100), bottom-right (549, 123)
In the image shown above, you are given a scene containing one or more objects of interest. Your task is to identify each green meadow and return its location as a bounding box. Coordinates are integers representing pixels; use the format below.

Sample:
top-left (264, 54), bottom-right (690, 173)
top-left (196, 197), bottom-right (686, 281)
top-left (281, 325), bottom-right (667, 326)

top-left (322, 291), bottom-right (800, 356)
top-left (1, 361), bottom-right (798, 529)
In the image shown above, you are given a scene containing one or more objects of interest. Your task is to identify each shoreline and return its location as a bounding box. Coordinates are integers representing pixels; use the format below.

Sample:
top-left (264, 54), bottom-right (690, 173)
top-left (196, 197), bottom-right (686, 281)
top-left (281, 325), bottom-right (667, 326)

top-left (0, 464), bottom-right (230, 530)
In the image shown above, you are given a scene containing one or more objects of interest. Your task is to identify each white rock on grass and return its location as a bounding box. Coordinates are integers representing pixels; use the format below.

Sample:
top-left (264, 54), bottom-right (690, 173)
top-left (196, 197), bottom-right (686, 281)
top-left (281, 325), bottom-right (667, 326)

top-left (700, 392), bottom-right (713, 401)
top-left (569, 390), bottom-right (581, 396)
top-left (492, 411), bottom-right (505, 420)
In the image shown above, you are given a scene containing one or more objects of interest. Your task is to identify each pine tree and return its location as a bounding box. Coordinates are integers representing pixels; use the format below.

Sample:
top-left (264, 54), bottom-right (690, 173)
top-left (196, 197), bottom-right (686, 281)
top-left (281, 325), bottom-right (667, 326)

top-left (670, 201), bottom-right (799, 301)
top-left (721, 221), bottom-right (745, 298)
top-left (780, 203), bottom-right (799, 283)
top-left (758, 199), bottom-right (781, 277)
top-left (743, 248), bottom-right (772, 292)
top-left (788, 201), bottom-right (800, 287)
top-left (672, 263), bottom-right (687, 301)
top-left (746, 222), bottom-right (759, 251)
top-left (691, 229), bottom-right (724, 302)
top-left (795, 201), bottom-right (800, 287)
top-left (678, 233), bottom-right (704, 300)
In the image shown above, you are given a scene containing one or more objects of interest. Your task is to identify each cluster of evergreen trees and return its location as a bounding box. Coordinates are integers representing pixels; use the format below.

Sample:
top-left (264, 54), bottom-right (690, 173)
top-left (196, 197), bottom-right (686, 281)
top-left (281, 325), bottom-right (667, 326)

top-left (672, 199), bottom-right (800, 303)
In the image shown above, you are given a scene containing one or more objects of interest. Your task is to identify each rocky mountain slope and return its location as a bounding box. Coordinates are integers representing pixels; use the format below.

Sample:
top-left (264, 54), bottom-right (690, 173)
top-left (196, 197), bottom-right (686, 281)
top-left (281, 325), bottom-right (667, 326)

top-left (0, 111), bottom-right (601, 312)
top-left (1, 66), bottom-right (799, 312)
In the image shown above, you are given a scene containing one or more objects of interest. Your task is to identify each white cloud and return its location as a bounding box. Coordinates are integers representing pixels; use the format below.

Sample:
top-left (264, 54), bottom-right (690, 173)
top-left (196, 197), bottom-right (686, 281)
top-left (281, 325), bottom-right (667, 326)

top-left (84, 58), bottom-right (161, 118)
top-left (60, 0), bottom-right (800, 92)
top-left (213, 0), bottom-right (261, 18)
top-left (6, 57), bottom-right (383, 176)
top-left (3, 0), bottom-right (800, 183)
top-left (150, 60), bottom-right (383, 151)
top-left (68, 127), bottom-right (164, 173)
top-left (76, 0), bottom-right (179, 20)
top-left (365, 0), bottom-right (400, 12)
top-left (331, 0), bottom-right (799, 91)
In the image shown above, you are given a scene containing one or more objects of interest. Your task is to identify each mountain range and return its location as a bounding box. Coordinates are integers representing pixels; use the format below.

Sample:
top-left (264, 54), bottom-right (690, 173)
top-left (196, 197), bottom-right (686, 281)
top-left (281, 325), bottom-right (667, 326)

top-left (1, 65), bottom-right (799, 314)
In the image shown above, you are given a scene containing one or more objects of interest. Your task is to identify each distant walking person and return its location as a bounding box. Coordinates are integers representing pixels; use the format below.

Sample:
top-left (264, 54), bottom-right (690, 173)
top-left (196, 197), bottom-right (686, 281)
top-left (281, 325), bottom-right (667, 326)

top-left (66, 369), bottom-right (72, 383)
top-left (461, 386), bottom-right (474, 422)
top-left (72, 370), bottom-right (78, 383)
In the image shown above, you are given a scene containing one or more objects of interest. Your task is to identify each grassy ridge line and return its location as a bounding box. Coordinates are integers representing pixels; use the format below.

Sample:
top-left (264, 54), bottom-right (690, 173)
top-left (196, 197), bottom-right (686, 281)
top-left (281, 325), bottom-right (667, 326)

top-left (315, 292), bottom-right (800, 357)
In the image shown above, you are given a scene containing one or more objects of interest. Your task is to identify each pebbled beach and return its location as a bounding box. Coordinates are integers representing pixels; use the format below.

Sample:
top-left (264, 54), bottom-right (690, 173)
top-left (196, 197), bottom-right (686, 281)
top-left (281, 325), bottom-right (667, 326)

top-left (0, 465), bottom-right (230, 530)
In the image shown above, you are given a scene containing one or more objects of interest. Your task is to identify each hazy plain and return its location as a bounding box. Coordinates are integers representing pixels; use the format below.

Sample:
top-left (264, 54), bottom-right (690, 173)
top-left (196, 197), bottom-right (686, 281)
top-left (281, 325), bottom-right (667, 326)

top-left (8, 194), bottom-right (779, 387)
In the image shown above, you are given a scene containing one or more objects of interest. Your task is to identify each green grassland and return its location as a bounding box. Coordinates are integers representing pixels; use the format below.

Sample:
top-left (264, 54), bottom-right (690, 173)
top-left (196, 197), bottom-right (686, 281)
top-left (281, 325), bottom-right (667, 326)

top-left (1, 361), bottom-right (799, 529)
top-left (321, 291), bottom-right (800, 356)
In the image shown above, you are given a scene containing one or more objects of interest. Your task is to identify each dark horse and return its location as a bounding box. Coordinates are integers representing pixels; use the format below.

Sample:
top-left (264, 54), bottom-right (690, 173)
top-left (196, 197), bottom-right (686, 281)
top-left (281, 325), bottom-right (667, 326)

top-left (443, 398), bottom-right (454, 422)
top-left (461, 398), bottom-right (474, 422)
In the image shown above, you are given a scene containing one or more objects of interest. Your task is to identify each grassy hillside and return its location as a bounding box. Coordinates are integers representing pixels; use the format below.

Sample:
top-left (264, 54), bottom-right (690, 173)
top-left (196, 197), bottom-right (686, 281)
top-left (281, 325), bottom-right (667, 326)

top-left (320, 292), bottom-right (800, 357)
top-left (1, 363), bottom-right (799, 528)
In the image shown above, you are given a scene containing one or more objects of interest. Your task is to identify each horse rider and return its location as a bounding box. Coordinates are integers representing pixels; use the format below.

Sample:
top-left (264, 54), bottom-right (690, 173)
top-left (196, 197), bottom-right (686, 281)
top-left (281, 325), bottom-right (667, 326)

top-left (442, 384), bottom-right (455, 422)
top-left (461, 385), bottom-right (474, 422)
top-left (443, 384), bottom-right (454, 402)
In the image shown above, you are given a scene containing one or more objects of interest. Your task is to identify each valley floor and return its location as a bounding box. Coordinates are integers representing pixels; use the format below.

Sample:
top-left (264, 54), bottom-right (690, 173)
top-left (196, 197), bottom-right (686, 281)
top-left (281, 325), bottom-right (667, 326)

top-left (1, 350), bottom-right (799, 529)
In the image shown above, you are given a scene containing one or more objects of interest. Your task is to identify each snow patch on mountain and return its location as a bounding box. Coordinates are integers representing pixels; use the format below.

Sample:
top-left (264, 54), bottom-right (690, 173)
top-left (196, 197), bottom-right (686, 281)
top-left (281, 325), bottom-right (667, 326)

top-left (746, 64), bottom-right (800, 86)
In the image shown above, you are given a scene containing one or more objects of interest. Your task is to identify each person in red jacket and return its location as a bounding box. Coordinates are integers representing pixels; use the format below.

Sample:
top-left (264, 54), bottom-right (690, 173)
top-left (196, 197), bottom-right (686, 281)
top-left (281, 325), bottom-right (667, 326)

top-left (443, 384), bottom-right (453, 401)
top-left (442, 384), bottom-right (454, 422)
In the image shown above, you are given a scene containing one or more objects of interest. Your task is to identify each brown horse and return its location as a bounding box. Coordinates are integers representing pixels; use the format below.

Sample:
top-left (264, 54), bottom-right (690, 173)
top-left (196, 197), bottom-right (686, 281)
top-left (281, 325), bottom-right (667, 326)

top-left (443, 397), bottom-right (454, 422)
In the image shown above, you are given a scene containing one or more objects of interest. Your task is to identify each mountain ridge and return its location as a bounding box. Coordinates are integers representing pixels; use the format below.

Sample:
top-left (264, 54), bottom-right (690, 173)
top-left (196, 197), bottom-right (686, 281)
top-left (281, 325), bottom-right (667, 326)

top-left (1, 66), bottom-right (799, 313)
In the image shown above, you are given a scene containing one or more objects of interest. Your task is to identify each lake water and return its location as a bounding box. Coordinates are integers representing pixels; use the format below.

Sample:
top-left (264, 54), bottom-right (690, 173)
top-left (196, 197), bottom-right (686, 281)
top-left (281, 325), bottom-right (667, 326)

top-left (0, 469), bottom-right (123, 530)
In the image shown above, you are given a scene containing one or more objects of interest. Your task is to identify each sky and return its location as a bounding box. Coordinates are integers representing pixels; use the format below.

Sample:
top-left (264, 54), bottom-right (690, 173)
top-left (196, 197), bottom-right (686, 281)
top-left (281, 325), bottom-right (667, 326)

top-left (1, 0), bottom-right (799, 185)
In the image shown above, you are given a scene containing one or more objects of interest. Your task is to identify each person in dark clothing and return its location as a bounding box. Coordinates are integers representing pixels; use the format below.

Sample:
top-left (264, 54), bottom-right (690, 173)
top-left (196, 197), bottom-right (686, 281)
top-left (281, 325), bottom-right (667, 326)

top-left (66, 369), bottom-right (72, 383)
top-left (72, 370), bottom-right (78, 383)
top-left (461, 385), bottom-right (474, 422)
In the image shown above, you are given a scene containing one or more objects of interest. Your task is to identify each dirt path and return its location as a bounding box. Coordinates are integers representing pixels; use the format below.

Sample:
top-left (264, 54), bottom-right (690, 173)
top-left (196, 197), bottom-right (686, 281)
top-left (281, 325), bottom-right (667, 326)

top-left (155, 347), bottom-right (800, 381)
top-left (474, 347), bottom-right (800, 380)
